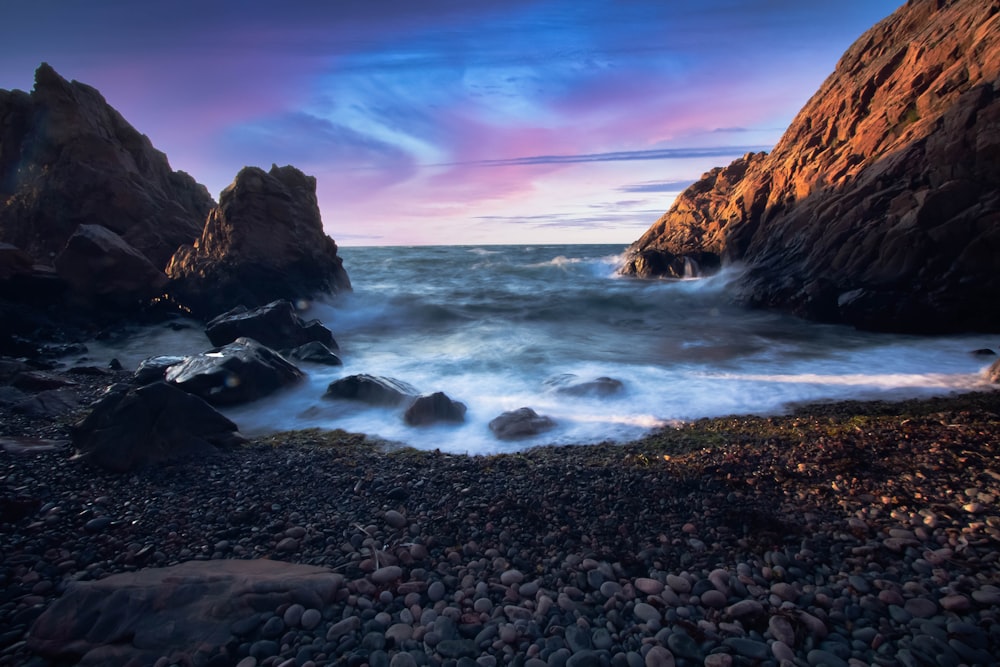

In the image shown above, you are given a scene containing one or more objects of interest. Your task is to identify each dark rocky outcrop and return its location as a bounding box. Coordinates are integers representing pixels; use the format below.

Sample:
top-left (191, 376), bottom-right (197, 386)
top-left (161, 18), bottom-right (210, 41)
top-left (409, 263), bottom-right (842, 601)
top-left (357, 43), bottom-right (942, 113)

top-left (621, 0), bottom-right (1000, 333)
top-left (27, 559), bottom-right (343, 666)
top-left (404, 391), bottom-right (467, 426)
top-left (164, 337), bottom-right (304, 406)
top-left (72, 382), bottom-right (244, 473)
top-left (284, 341), bottom-right (342, 366)
top-left (167, 165), bottom-right (352, 318)
top-left (0, 64), bottom-right (214, 305)
top-left (205, 300), bottom-right (336, 350)
top-left (324, 374), bottom-right (418, 407)
top-left (489, 407), bottom-right (557, 440)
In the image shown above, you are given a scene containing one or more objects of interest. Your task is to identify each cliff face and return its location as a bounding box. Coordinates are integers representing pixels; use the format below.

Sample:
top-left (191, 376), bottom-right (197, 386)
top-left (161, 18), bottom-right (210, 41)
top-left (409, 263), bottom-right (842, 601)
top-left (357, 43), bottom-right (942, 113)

top-left (0, 64), bottom-right (214, 271)
top-left (621, 0), bottom-right (1000, 332)
top-left (166, 165), bottom-right (352, 318)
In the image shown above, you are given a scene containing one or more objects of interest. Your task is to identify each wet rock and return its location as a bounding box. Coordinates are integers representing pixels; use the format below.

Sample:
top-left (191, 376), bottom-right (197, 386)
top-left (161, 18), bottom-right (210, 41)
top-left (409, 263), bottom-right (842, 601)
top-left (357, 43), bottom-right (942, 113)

top-left (205, 300), bottom-right (336, 350)
top-left (324, 374), bottom-right (418, 407)
top-left (546, 374), bottom-right (624, 398)
top-left (284, 341), bottom-right (342, 366)
top-left (165, 337), bottom-right (304, 405)
top-left (488, 407), bottom-right (556, 440)
top-left (403, 392), bottom-right (467, 426)
top-left (133, 356), bottom-right (187, 385)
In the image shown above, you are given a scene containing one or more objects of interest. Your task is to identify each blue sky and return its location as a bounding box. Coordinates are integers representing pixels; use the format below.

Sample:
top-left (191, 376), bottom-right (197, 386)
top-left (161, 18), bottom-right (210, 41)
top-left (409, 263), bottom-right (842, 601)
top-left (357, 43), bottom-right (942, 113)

top-left (0, 0), bottom-right (901, 245)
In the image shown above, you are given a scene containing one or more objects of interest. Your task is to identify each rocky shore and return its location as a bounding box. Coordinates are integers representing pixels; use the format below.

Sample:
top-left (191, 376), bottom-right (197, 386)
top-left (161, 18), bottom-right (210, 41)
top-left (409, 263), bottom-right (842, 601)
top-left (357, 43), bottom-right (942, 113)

top-left (2, 381), bottom-right (999, 667)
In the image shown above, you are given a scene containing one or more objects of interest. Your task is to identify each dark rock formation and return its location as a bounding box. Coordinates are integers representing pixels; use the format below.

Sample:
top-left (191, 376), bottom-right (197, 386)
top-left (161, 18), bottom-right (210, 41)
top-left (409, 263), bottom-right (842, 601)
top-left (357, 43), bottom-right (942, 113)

top-left (284, 341), bottom-right (342, 366)
top-left (205, 299), bottom-right (336, 350)
top-left (165, 337), bottom-right (304, 406)
top-left (27, 559), bottom-right (343, 666)
top-left (404, 392), bottom-right (467, 426)
top-left (546, 374), bottom-right (625, 398)
top-left (621, 0), bottom-right (1000, 332)
top-left (72, 382), bottom-right (244, 473)
top-left (0, 63), bottom-right (213, 292)
top-left (167, 165), bottom-right (351, 318)
top-left (489, 407), bottom-right (557, 440)
top-left (324, 374), bottom-right (418, 407)
top-left (133, 355), bottom-right (187, 385)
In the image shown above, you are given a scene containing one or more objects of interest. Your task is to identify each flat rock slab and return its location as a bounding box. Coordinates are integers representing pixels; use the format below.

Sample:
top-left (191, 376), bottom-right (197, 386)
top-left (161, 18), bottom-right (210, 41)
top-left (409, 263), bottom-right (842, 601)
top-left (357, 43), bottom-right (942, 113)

top-left (28, 559), bottom-right (344, 666)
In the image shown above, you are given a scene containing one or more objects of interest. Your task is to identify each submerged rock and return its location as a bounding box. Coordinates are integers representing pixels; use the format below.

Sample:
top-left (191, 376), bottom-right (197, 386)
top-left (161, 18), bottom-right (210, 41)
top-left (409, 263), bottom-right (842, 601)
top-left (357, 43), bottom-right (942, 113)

top-left (72, 382), bottom-right (244, 472)
top-left (546, 374), bottom-right (625, 398)
top-left (165, 337), bottom-right (304, 406)
top-left (205, 299), bottom-right (337, 350)
top-left (489, 407), bottom-right (557, 440)
top-left (404, 392), bottom-right (467, 426)
top-left (324, 374), bottom-right (418, 406)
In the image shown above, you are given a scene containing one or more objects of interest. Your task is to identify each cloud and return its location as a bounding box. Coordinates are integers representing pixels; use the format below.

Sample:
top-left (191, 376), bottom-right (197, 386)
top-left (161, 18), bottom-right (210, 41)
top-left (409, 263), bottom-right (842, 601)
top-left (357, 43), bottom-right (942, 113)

top-left (618, 180), bottom-right (696, 193)
top-left (436, 145), bottom-right (770, 168)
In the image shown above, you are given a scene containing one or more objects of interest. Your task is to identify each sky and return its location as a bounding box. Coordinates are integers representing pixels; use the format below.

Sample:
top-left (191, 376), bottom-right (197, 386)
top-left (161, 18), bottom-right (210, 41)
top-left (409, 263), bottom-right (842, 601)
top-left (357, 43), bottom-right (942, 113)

top-left (0, 1), bottom-right (901, 246)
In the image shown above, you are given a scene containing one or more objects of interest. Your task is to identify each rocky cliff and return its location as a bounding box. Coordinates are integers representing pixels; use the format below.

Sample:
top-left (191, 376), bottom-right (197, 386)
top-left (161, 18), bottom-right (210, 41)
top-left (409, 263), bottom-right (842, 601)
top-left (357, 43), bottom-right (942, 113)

top-left (166, 165), bottom-right (352, 318)
top-left (621, 0), bottom-right (1000, 333)
top-left (0, 64), bottom-right (214, 276)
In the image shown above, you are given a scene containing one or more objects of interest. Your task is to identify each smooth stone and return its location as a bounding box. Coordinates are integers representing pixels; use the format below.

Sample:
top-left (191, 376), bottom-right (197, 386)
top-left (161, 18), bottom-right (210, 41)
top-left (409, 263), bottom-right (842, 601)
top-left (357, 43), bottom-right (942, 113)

top-left (385, 510), bottom-right (407, 529)
top-left (724, 638), bottom-right (769, 660)
top-left (635, 578), bottom-right (664, 596)
top-left (904, 597), bottom-right (937, 618)
top-left (372, 566), bottom-right (403, 585)
top-left (427, 580), bottom-right (446, 602)
top-left (940, 594), bottom-right (970, 611)
top-left (701, 590), bottom-right (727, 609)
top-left (727, 600), bottom-right (764, 619)
top-left (633, 602), bottom-right (661, 623)
top-left (666, 632), bottom-right (701, 661)
top-left (665, 574), bottom-right (690, 594)
top-left (283, 604), bottom-right (304, 627)
top-left (436, 639), bottom-right (476, 658)
top-left (768, 615), bottom-right (796, 646)
top-left (704, 655), bottom-right (732, 667)
top-left (807, 649), bottom-right (848, 667)
top-left (386, 623), bottom-right (413, 644)
top-left (260, 616), bottom-right (284, 639)
top-left (643, 646), bottom-right (675, 667)
top-left (390, 654), bottom-right (419, 667)
top-left (847, 576), bottom-right (870, 594)
top-left (300, 608), bottom-right (322, 630)
top-left (972, 588), bottom-right (1000, 605)
top-left (327, 616), bottom-right (361, 641)
top-left (565, 625), bottom-right (592, 652)
top-left (592, 628), bottom-right (613, 650)
top-left (601, 581), bottom-right (623, 598)
top-left (500, 570), bottom-right (524, 586)
top-left (771, 640), bottom-right (796, 663)
top-left (771, 582), bottom-right (797, 601)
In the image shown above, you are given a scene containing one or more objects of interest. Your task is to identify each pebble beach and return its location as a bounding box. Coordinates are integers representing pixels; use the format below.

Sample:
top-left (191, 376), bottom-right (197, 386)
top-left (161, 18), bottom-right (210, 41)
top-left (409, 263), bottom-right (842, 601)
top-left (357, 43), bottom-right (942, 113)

top-left (2, 383), bottom-right (1000, 667)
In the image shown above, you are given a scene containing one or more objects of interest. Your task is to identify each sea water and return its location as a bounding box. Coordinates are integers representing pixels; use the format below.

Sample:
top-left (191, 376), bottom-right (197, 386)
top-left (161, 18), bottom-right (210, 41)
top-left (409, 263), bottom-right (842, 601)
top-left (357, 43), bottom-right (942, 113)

top-left (79, 245), bottom-right (997, 454)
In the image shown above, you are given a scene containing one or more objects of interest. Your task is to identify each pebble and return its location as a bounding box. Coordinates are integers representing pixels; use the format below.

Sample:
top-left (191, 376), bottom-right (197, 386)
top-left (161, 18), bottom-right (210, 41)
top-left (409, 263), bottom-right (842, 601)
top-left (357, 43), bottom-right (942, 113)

top-left (300, 608), bottom-right (322, 630)
top-left (499, 569), bottom-right (523, 585)
top-left (372, 565), bottom-right (403, 585)
top-left (701, 590), bottom-right (727, 609)
top-left (665, 574), bottom-right (690, 594)
top-left (633, 602), bottom-right (661, 623)
top-left (643, 646), bottom-right (675, 667)
top-left (807, 649), bottom-right (848, 667)
top-left (385, 510), bottom-right (407, 528)
top-left (282, 603), bottom-right (304, 627)
top-left (635, 577), bottom-right (664, 595)
top-left (275, 537), bottom-right (298, 552)
top-left (726, 599), bottom-right (764, 619)
top-left (903, 597), bottom-right (937, 618)
top-left (724, 638), bottom-right (769, 660)
top-left (768, 615), bottom-right (795, 645)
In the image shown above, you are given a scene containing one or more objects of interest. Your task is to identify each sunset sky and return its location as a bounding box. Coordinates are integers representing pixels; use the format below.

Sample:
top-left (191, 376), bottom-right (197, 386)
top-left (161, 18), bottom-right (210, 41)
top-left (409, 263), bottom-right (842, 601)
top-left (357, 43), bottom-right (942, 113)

top-left (1, 1), bottom-right (900, 246)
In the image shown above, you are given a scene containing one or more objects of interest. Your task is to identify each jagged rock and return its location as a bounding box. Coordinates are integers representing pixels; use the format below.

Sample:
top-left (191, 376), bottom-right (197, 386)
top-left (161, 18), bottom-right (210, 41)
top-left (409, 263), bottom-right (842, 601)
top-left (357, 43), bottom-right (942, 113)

top-left (0, 63), bottom-right (213, 276)
top-left (205, 299), bottom-right (336, 350)
top-left (489, 407), bottom-right (557, 440)
top-left (621, 0), bottom-right (1000, 332)
top-left (546, 374), bottom-right (625, 398)
top-left (53, 224), bottom-right (168, 308)
top-left (164, 337), bottom-right (304, 406)
top-left (72, 382), bottom-right (244, 472)
top-left (284, 341), bottom-right (342, 366)
top-left (404, 392), bottom-right (467, 426)
top-left (27, 559), bottom-right (344, 666)
top-left (133, 355), bottom-right (187, 385)
top-left (324, 374), bottom-right (418, 406)
top-left (166, 164), bottom-right (351, 317)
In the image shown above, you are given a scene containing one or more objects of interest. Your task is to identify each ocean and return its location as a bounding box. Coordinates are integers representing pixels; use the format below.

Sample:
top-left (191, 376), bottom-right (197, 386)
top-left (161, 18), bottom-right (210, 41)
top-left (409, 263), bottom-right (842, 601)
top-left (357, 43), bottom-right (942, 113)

top-left (81, 244), bottom-right (997, 454)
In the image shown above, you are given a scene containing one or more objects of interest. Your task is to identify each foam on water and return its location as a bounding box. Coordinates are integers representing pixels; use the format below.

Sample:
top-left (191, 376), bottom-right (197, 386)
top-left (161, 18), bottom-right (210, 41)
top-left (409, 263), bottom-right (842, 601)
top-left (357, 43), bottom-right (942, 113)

top-left (69, 245), bottom-right (998, 455)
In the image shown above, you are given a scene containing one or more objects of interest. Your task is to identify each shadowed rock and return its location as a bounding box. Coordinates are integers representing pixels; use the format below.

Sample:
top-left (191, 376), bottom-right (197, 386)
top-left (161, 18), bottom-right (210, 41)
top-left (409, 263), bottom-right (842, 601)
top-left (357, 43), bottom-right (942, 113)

top-left (72, 382), bottom-right (244, 472)
top-left (27, 559), bottom-right (344, 667)
top-left (165, 337), bottom-right (304, 406)
top-left (167, 165), bottom-right (351, 317)
top-left (489, 407), bottom-right (557, 440)
top-left (324, 374), bottom-right (418, 406)
top-left (205, 299), bottom-right (336, 350)
top-left (133, 355), bottom-right (187, 385)
top-left (404, 392), bottom-right (467, 426)
top-left (620, 0), bottom-right (1000, 332)
top-left (546, 374), bottom-right (625, 398)
top-left (284, 341), bottom-right (342, 366)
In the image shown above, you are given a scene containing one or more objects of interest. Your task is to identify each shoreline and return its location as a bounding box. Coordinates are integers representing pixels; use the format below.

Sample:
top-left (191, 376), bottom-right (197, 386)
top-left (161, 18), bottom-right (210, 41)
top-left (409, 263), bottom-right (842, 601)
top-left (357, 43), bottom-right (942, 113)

top-left (2, 388), bottom-right (1000, 665)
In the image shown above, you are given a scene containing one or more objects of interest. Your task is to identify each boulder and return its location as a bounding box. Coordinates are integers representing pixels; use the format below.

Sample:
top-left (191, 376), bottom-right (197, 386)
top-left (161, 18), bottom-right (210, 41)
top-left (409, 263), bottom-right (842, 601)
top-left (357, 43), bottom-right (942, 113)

top-left (72, 382), bottom-right (244, 473)
top-left (166, 164), bottom-right (351, 317)
top-left (205, 299), bottom-right (336, 350)
top-left (489, 407), bottom-right (557, 440)
top-left (27, 559), bottom-right (344, 667)
top-left (53, 224), bottom-right (168, 307)
top-left (324, 374), bottom-right (418, 406)
top-left (164, 337), bottom-right (304, 406)
top-left (620, 0), bottom-right (1000, 332)
top-left (0, 63), bottom-right (213, 274)
top-left (133, 355), bottom-right (187, 385)
top-left (404, 392), bottom-right (467, 426)
top-left (546, 374), bottom-right (625, 398)
top-left (284, 340), bottom-right (342, 366)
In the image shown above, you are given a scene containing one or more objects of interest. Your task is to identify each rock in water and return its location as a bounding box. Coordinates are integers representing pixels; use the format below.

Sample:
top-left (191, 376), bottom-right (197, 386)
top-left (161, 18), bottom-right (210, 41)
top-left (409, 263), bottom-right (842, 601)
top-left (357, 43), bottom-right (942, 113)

top-left (205, 299), bottom-right (336, 349)
top-left (324, 374), bottom-right (418, 406)
top-left (0, 63), bottom-right (213, 285)
top-left (72, 382), bottom-right (244, 472)
top-left (166, 164), bottom-right (351, 317)
top-left (620, 0), bottom-right (1000, 333)
top-left (488, 407), bottom-right (557, 440)
top-left (165, 337), bottom-right (305, 405)
top-left (27, 560), bottom-right (343, 666)
top-left (284, 341), bottom-right (342, 366)
top-left (546, 374), bottom-right (625, 397)
top-left (404, 392), bottom-right (467, 426)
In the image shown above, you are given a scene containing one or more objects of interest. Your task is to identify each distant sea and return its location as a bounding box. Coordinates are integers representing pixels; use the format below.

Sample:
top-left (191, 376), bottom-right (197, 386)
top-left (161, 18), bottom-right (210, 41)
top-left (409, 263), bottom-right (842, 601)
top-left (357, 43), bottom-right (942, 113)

top-left (82, 245), bottom-right (997, 454)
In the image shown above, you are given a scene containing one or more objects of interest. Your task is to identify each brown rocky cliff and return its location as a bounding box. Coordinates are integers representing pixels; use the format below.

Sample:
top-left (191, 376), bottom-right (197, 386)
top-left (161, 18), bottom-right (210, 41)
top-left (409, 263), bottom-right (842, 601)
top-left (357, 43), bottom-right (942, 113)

top-left (621, 0), bottom-right (1000, 332)
top-left (166, 164), bottom-right (352, 318)
top-left (0, 63), bottom-right (214, 270)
